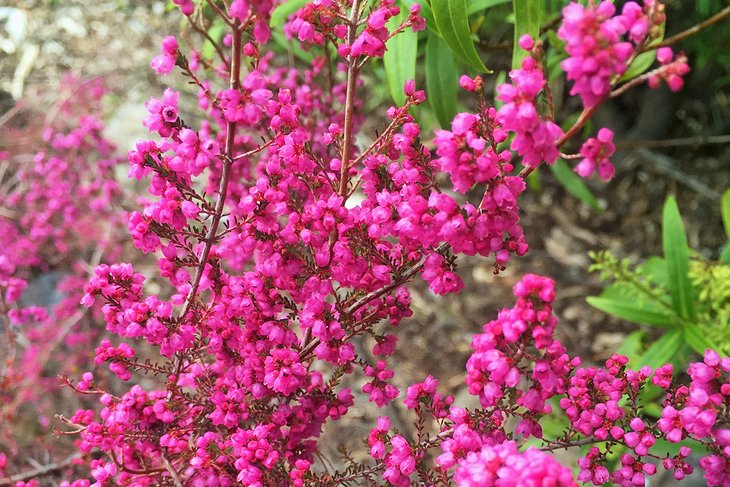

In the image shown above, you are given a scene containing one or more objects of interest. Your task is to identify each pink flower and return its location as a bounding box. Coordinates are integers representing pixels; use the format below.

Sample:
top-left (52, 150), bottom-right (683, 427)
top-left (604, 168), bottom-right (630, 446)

top-left (150, 36), bottom-right (178, 75)
top-left (454, 441), bottom-right (576, 486)
top-left (496, 57), bottom-right (563, 167)
top-left (575, 128), bottom-right (616, 180)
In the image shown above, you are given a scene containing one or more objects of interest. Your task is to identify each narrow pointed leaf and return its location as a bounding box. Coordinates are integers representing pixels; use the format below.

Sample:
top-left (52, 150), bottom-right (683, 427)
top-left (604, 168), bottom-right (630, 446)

top-left (512, 0), bottom-right (541, 69)
top-left (587, 296), bottom-right (674, 327)
top-left (662, 196), bottom-right (695, 319)
top-left (550, 159), bottom-right (601, 210)
top-left (383, 6), bottom-right (418, 106)
top-left (432, 0), bottom-right (490, 73)
top-left (468, 0), bottom-right (511, 15)
top-left (621, 22), bottom-right (665, 82)
top-left (638, 329), bottom-right (684, 368)
top-left (684, 325), bottom-right (721, 357)
top-left (721, 187), bottom-right (730, 240)
top-left (426, 34), bottom-right (459, 128)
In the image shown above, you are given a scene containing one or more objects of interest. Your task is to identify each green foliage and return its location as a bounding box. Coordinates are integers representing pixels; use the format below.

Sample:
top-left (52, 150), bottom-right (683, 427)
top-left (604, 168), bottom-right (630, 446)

top-left (383, 3), bottom-right (418, 106)
top-left (270, 0), bottom-right (315, 62)
top-left (425, 34), bottom-right (460, 128)
top-left (468, 0), bottom-right (511, 15)
top-left (619, 21), bottom-right (664, 83)
top-left (201, 18), bottom-right (227, 61)
top-left (689, 260), bottom-right (730, 352)
top-left (662, 196), bottom-right (695, 319)
top-left (431, 0), bottom-right (490, 73)
top-left (549, 159), bottom-right (602, 210)
top-left (721, 188), bottom-right (730, 263)
top-left (512, 0), bottom-right (541, 69)
top-left (588, 195), bottom-right (730, 368)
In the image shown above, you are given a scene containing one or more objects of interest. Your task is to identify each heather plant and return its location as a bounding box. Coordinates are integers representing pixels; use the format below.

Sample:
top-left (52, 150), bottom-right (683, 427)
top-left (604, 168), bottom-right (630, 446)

top-left (1, 1), bottom-right (730, 486)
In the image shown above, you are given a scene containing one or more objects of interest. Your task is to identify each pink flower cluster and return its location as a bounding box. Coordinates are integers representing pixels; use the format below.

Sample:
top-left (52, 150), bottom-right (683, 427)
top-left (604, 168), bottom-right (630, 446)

top-left (288, 0), bottom-right (424, 59)
top-left (496, 54), bottom-right (564, 167)
top-left (649, 47), bottom-right (691, 92)
top-left (558, 1), bottom-right (661, 107)
top-left (576, 127), bottom-right (616, 180)
top-left (150, 36), bottom-right (178, 75)
top-left (0, 0), bottom-right (710, 484)
top-left (466, 274), bottom-right (577, 422)
top-left (434, 111), bottom-right (510, 193)
top-left (453, 441), bottom-right (576, 486)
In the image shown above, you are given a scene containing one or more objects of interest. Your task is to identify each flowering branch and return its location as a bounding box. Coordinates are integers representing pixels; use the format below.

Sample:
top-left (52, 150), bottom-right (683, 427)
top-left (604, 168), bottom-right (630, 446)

top-left (646, 5), bottom-right (730, 51)
top-left (338, 0), bottom-right (364, 198)
top-left (180, 21), bottom-right (242, 318)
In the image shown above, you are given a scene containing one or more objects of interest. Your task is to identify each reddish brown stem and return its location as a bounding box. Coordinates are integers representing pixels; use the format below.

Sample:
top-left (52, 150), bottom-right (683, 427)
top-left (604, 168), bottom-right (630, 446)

top-left (181, 23), bottom-right (243, 318)
top-left (338, 0), bottom-right (363, 198)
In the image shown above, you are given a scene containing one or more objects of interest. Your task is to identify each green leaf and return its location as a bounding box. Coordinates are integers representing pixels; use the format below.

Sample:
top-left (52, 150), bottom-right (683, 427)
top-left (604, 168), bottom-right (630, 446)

top-left (549, 159), bottom-right (601, 210)
top-left (721, 187), bottom-right (730, 240)
top-left (638, 329), bottom-right (684, 368)
top-left (512, 0), bottom-right (541, 69)
top-left (269, 0), bottom-right (315, 63)
top-left (384, 5), bottom-right (418, 106)
top-left (618, 330), bottom-right (646, 366)
top-left (721, 245), bottom-right (730, 264)
top-left (641, 256), bottom-right (669, 289)
top-left (432, 0), bottom-right (491, 73)
top-left (270, 0), bottom-right (307, 28)
top-left (587, 296), bottom-right (674, 327)
top-left (684, 325), bottom-right (721, 356)
top-left (662, 196), bottom-right (695, 319)
top-left (621, 22), bottom-right (665, 82)
top-left (468, 0), bottom-right (511, 15)
top-left (201, 18), bottom-right (227, 61)
top-left (493, 70), bottom-right (507, 109)
top-left (642, 401), bottom-right (664, 418)
top-left (425, 33), bottom-right (459, 128)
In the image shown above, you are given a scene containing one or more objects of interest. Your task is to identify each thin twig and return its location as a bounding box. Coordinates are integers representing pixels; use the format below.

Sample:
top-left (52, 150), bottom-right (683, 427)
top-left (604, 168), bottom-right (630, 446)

top-left (180, 21), bottom-right (243, 318)
top-left (539, 437), bottom-right (605, 452)
top-left (231, 138), bottom-right (275, 162)
top-left (162, 453), bottom-right (183, 487)
top-left (645, 5), bottom-right (730, 51)
top-left (187, 17), bottom-right (230, 70)
top-left (205, 0), bottom-right (235, 27)
top-left (616, 134), bottom-right (730, 150)
top-left (634, 148), bottom-right (722, 202)
top-left (609, 55), bottom-right (687, 99)
top-left (0, 453), bottom-right (82, 486)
